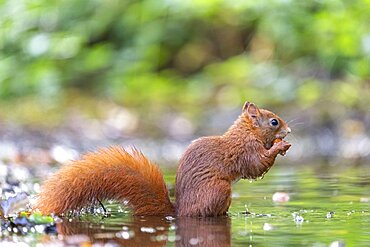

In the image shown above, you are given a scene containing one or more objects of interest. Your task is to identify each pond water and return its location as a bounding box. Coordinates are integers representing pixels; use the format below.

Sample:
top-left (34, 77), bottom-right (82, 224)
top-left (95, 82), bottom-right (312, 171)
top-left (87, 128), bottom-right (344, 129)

top-left (2, 165), bottom-right (370, 246)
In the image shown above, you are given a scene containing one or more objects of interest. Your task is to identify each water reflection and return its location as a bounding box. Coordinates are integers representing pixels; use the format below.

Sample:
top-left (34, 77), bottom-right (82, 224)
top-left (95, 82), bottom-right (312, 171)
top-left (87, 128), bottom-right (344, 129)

top-left (56, 215), bottom-right (231, 246)
top-left (57, 216), bottom-right (170, 246)
top-left (11, 166), bottom-right (369, 246)
top-left (176, 217), bottom-right (230, 246)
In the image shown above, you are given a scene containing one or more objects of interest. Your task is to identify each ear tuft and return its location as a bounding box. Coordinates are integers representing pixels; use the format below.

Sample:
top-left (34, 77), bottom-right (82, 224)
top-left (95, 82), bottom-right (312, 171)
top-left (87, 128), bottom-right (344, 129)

top-left (242, 101), bottom-right (251, 113)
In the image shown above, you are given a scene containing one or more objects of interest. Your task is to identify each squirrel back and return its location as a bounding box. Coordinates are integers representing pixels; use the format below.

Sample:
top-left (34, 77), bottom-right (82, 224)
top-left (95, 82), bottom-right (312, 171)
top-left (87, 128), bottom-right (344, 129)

top-left (35, 147), bottom-right (174, 216)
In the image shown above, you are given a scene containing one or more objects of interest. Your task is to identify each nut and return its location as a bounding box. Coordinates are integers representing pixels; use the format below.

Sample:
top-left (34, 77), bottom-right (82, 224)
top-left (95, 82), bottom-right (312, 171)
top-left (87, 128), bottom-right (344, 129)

top-left (273, 138), bottom-right (283, 144)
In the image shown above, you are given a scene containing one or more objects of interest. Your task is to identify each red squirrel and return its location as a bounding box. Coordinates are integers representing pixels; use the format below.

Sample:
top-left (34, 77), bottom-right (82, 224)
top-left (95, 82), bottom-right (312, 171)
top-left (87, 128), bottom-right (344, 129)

top-left (35, 101), bottom-right (291, 217)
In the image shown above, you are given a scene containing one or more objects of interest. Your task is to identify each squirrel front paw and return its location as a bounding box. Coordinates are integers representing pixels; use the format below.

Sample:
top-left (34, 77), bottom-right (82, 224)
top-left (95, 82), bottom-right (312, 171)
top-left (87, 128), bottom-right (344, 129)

top-left (273, 140), bottom-right (291, 156)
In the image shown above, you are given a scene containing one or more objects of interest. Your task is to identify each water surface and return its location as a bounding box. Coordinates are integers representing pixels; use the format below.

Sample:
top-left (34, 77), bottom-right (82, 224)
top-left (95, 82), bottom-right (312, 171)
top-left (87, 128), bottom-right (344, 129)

top-left (3, 165), bottom-right (370, 246)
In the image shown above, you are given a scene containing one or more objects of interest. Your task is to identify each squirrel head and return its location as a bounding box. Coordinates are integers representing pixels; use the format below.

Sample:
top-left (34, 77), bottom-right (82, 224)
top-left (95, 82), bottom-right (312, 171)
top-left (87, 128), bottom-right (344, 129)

top-left (242, 101), bottom-right (291, 149)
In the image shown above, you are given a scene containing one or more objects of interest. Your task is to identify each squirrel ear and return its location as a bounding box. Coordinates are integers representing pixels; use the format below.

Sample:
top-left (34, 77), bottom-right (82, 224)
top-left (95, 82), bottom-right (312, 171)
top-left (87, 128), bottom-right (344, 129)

top-left (242, 101), bottom-right (251, 113)
top-left (244, 102), bottom-right (261, 126)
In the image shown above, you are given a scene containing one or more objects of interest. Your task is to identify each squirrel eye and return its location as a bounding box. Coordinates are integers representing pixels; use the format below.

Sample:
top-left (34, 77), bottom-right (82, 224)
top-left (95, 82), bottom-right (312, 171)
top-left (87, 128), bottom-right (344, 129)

top-left (270, 118), bottom-right (279, 126)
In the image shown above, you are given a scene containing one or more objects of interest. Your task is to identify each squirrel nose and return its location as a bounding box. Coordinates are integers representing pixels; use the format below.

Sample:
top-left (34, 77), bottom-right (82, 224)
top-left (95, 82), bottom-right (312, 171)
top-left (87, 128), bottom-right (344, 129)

top-left (286, 127), bottom-right (291, 134)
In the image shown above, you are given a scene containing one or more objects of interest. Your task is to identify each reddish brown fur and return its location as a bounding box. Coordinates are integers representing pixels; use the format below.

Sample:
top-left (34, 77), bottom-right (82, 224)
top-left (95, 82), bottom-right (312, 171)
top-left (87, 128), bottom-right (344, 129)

top-left (36, 102), bottom-right (291, 217)
top-left (36, 147), bottom-right (174, 215)
top-left (175, 103), bottom-right (291, 216)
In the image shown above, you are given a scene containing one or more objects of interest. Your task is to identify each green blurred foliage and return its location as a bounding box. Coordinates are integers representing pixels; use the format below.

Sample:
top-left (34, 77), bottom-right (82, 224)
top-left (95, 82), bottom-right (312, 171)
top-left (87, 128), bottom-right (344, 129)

top-left (0, 0), bottom-right (370, 126)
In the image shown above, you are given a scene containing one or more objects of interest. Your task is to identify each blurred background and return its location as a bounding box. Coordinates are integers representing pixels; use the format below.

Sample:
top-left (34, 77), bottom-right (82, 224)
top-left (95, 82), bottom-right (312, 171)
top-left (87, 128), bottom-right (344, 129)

top-left (0, 0), bottom-right (370, 167)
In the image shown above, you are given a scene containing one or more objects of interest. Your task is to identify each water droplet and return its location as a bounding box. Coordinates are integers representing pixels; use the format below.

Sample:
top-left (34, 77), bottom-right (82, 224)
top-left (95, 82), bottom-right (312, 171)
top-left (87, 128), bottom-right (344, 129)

top-left (169, 225), bottom-right (177, 231)
top-left (189, 237), bottom-right (201, 245)
top-left (155, 234), bottom-right (167, 241)
top-left (329, 240), bottom-right (345, 247)
top-left (168, 235), bottom-right (181, 242)
top-left (231, 192), bottom-right (240, 198)
top-left (140, 227), bottom-right (156, 233)
top-left (263, 223), bottom-right (274, 231)
top-left (54, 217), bottom-right (63, 223)
top-left (326, 212), bottom-right (334, 218)
top-left (294, 215), bottom-right (304, 223)
top-left (34, 225), bottom-right (45, 233)
top-left (165, 216), bottom-right (176, 221)
top-left (116, 230), bottom-right (134, 239)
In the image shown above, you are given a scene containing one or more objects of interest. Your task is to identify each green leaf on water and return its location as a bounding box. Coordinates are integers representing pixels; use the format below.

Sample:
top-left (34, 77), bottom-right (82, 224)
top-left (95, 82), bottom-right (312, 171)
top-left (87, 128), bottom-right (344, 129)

top-left (29, 212), bottom-right (54, 224)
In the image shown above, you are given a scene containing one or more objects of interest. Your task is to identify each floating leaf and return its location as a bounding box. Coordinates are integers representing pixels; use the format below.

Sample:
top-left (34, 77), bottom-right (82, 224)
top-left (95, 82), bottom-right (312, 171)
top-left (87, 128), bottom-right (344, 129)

top-left (19, 211), bottom-right (32, 218)
top-left (29, 212), bottom-right (54, 224)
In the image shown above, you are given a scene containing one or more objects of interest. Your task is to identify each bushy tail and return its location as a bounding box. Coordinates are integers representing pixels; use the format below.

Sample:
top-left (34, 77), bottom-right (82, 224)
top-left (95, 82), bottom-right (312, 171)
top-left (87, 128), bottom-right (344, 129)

top-left (35, 146), bottom-right (174, 216)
